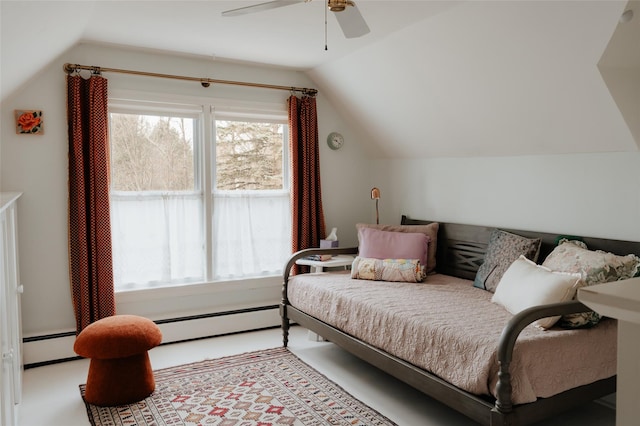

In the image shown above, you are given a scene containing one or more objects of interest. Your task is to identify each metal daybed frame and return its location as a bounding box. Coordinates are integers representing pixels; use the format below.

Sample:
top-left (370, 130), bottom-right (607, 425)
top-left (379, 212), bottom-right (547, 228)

top-left (280, 217), bottom-right (639, 425)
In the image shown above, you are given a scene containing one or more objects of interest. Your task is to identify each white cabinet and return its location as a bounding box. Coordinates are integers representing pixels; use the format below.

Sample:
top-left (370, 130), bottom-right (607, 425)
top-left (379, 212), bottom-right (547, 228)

top-left (0, 192), bottom-right (22, 426)
top-left (578, 277), bottom-right (640, 426)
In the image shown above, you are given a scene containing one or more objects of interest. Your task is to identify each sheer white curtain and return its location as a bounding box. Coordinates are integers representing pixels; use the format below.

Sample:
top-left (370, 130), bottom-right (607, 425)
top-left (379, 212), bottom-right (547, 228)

top-left (111, 191), bottom-right (290, 288)
top-left (212, 190), bottom-right (291, 279)
top-left (111, 192), bottom-right (204, 289)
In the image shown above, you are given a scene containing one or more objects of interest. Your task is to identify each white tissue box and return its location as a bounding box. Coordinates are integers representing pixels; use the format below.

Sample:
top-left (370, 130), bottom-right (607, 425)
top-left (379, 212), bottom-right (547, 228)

top-left (320, 239), bottom-right (339, 248)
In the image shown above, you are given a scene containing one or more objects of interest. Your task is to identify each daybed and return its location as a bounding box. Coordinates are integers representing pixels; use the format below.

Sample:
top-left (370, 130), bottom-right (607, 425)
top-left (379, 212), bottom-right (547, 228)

top-left (280, 216), bottom-right (640, 426)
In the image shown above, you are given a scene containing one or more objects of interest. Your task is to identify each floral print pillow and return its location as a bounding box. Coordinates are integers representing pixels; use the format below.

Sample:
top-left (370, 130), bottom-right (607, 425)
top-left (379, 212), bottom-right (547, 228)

top-left (351, 257), bottom-right (424, 283)
top-left (473, 229), bottom-right (542, 293)
top-left (542, 240), bottom-right (640, 328)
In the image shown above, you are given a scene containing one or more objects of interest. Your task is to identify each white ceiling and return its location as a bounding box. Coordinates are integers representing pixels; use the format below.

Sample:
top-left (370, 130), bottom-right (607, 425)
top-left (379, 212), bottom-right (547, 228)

top-left (1, 1), bottom-right (638, 158)
top-left (84, 1), bottom-right (458, 68)
top-left (0, 0), bottom-right (458, 99)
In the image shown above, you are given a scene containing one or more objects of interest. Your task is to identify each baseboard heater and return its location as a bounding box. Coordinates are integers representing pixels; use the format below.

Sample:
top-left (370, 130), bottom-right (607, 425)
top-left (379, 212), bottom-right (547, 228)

top-left (23, 305), bottom-right (280, 368)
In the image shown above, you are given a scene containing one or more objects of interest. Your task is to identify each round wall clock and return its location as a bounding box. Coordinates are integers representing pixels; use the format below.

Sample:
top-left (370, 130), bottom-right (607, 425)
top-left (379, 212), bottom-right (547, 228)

top-left (327, 132), bottom-right (344, 150)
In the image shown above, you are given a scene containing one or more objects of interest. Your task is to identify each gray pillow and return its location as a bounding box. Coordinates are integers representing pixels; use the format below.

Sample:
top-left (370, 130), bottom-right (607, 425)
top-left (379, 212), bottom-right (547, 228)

top-left (473, 229), bottom-right (541, 292)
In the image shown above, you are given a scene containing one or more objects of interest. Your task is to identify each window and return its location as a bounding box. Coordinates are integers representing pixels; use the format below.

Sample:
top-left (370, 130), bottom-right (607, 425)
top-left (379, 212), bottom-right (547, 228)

top-left (109, 99), bottom-right (291, 290)
top-left (211, 113), bottom-right (291, 280)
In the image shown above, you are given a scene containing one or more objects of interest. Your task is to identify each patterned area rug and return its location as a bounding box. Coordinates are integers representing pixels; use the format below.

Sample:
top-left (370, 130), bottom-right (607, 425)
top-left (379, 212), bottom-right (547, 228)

top-left (80, 347), bottom-right (397, 426)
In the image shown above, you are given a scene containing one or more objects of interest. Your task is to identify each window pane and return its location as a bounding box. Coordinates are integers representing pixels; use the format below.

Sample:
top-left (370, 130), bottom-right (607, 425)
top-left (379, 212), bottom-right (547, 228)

top-left (212, 191), bottom-right (291, 280)
top-left (109, 111), bottom-right (204, 289)
top-left (213, 118), bottom-right (290, 279)
top-left (111, 193), bottom-right (204, 288)
top-left (110, 113), bottom-right (195, 191)
top-left (215, 120), bottom-right (284, 190)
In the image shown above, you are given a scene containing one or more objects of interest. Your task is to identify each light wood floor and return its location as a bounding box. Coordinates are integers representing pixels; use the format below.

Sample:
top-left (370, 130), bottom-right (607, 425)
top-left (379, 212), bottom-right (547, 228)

top-left (20, 326), bottom-right (615, 426)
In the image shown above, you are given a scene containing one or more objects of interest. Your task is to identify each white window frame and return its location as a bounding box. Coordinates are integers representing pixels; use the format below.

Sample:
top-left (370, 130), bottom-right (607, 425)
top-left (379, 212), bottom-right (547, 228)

top-left (108, 92), bottom-right (291, 291)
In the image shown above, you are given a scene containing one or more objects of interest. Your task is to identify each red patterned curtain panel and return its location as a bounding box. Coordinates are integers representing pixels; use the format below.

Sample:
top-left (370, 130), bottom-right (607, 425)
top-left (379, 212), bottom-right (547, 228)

top-left (67, 74), bottom-right (115, 333)
top-left (288, 95), bottom-right (326, 259)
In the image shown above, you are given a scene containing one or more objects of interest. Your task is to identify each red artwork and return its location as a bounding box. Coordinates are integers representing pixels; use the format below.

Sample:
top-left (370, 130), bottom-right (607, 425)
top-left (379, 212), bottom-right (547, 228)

top-left (15, 110), bottom-right (43, 134)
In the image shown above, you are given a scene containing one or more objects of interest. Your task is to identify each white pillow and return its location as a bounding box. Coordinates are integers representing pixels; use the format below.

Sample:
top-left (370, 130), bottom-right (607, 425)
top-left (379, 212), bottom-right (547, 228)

top-left (491, 255), bottom-right (583, 329)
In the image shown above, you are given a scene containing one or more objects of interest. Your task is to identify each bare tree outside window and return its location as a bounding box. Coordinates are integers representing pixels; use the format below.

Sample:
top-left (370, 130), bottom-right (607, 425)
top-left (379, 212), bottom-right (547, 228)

top-left (110, 113), bottom-right (195, 191)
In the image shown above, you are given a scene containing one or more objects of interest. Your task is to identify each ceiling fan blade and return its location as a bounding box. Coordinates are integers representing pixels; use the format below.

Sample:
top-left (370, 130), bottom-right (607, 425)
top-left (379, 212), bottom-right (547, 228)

top-left (334, 3), bottom-right (370, 38)
top-left (222, 0), bottom-right (305, 17)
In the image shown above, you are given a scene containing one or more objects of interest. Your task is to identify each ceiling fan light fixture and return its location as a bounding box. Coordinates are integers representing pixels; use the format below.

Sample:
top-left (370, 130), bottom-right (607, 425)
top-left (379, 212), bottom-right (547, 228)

top-left (329, 0), bottom-right (354, 12)
top-left (222, 0), bottom-right (369, 39)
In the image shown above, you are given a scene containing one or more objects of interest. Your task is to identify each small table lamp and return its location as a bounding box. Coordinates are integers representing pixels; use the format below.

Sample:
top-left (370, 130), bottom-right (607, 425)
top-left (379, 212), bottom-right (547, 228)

top-left (371, 187), bottom-right (381, 224)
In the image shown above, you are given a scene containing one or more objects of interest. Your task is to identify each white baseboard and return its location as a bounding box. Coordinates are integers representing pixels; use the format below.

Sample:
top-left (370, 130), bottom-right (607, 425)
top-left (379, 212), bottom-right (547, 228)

top-left (23, 307), bottom-right (281, 367)
top-left (158, 308), bottom-right (281, 344)
top-left (23, 334), bottom-right (78, 366)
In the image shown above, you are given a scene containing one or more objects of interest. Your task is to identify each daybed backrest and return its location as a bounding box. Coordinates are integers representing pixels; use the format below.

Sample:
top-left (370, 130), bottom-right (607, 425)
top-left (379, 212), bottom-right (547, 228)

top-left (401, 215), bottom-right (640, 281)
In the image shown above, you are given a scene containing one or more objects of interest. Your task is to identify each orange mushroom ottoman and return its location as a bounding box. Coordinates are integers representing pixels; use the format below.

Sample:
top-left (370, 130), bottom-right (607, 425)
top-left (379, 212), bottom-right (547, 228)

top-left (74, 314), bottom-right (162, 406)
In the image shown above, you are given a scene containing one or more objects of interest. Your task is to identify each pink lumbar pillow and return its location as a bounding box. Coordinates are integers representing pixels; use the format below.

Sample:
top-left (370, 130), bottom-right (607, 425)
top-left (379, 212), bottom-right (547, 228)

top-left (357, 227), bottom-right (430, 267)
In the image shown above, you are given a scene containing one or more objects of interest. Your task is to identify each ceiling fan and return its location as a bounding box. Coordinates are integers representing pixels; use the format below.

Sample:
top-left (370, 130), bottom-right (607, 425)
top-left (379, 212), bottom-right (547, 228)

top-left (222, 0), bottom-right (370, 39)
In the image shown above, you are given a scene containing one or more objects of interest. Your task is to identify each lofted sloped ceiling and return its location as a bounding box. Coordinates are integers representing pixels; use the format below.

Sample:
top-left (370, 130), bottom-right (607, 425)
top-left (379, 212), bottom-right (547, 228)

top-left (0, 1), bottom-right (458, 101)
top-left (1, 1), bottom-right (637, 158)
top-left (309, 0), bottom-right (639, 158)
top-left (598, 1), bottom-right (640, 147)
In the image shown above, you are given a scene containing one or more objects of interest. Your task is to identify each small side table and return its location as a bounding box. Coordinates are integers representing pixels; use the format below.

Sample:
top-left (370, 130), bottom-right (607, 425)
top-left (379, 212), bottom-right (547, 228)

top-left (295, 255), bottom-right (355, 273)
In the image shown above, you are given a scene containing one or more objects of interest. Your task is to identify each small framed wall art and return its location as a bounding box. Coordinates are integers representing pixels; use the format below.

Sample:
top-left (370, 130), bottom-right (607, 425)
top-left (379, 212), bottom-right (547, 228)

top-left (15, 110), bottom-right (44, 135)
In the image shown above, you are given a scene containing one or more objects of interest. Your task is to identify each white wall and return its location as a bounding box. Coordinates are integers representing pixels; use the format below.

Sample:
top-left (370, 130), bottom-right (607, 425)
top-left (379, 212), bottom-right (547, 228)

top-left (305, 0), bottom-right (640, 243)
top-left (3, 38), bottom-right (639, 355)
top-left (376, 153), bottom-right (640, 242)
top-left (0, 43), bottom-right (372, 340)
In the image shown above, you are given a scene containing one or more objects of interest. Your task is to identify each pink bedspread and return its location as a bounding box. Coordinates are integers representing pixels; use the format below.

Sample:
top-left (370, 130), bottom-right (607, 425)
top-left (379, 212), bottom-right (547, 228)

top-left (287, 271), bottom-right (616, 404)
